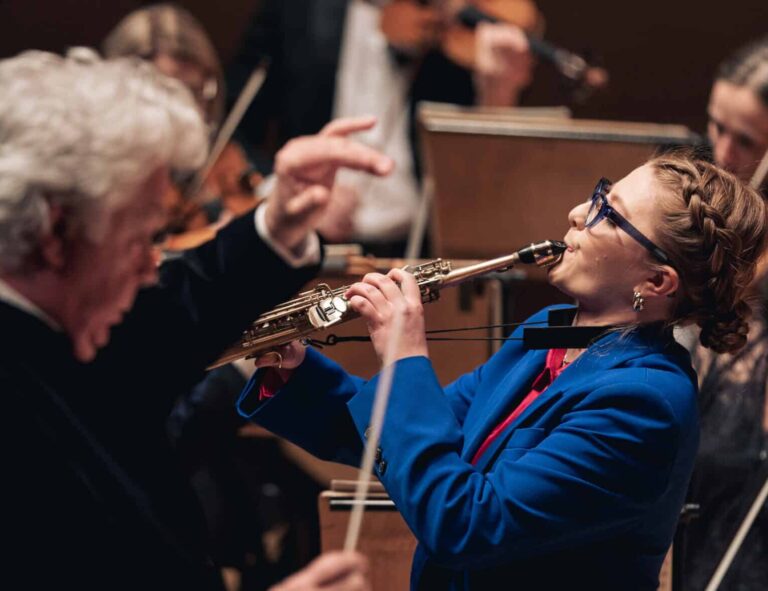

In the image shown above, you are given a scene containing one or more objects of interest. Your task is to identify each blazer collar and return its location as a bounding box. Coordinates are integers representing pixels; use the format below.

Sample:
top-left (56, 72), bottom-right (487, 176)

top-left (462, 346), bottom-right (547, 465)
top-left (464, 310), bottom-right (679, 467)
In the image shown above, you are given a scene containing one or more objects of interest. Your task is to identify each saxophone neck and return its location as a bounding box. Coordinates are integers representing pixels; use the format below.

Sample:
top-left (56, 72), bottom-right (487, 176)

top-left (440, 240), bottom-right (566, 287)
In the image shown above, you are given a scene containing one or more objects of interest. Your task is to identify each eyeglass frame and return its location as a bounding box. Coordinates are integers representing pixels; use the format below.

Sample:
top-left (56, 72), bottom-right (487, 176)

top-left (585, 177), bottom-right (674, 267)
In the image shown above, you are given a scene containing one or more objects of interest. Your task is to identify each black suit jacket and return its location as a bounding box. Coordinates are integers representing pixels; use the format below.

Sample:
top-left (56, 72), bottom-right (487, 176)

top-left (0, 212), bottom-right (319, 590)
top-left (228, 0), bottom-right (476, 175)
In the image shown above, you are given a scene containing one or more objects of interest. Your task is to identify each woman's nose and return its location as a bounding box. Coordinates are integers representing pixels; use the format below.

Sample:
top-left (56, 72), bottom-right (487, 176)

top-left (568, 201), bottom-right (589, 230)
top-left (714, 136), bottom-right (740, 173)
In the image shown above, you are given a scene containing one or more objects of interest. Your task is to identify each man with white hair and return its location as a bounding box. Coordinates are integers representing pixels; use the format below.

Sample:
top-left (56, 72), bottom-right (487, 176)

top-left (0, 49), bottom-right (390, 590)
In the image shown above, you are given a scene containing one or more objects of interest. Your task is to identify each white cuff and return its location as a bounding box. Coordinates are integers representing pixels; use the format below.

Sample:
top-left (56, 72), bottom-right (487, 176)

top-left (255, 204), bottom-right (321, 269)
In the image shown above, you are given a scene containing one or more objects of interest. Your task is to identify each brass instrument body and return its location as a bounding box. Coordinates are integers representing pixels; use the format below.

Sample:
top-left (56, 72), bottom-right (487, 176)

top-left (209, 240), bottom-right (565, 369)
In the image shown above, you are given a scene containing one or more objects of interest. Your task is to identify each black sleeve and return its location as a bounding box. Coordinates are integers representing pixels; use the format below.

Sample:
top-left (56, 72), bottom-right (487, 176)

top-left (91, 209), bottom-right (320, 423)
top-left (167, 365), bottom-right (248, 473)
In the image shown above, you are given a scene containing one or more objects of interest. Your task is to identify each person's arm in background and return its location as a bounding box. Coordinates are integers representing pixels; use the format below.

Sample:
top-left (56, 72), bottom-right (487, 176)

top-left (407, 2), bottom-right (542, 180)
top-left (473, 22), bottom-right (534, 107)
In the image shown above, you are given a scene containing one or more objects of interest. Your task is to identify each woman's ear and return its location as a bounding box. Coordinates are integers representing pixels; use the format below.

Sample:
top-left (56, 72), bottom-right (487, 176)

top-left (37, 201), bottom-right (67, 270)
top-left (641, 265), bottom-right (680, 299)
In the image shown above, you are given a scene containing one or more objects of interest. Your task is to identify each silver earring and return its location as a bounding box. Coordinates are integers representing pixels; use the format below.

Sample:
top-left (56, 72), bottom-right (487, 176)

top-left (632, 291), bottom-right (645, 312)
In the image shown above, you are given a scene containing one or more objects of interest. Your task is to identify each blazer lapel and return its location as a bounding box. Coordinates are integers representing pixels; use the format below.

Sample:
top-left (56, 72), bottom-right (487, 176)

top-left (462, 348), bottom-right (547, 462)
top-left (471, 377), bottom-right (566, 473)
top-left (470, 328), bottom-right (664, 472)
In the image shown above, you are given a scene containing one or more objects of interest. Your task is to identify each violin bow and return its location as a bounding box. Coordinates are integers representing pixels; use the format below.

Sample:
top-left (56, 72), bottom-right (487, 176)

top-left (705, 476), bottom-right (768, 591)
top-left (185, 61), bottom-right (269, 202)
top-left (750, 147), bottom-right (768, 190)
top-left (343, 308), bottom-right (405, 550)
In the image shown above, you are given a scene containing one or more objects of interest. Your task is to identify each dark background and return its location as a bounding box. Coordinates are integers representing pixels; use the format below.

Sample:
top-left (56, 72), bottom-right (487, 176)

top-left (1, 1), bottom-right (766, 133)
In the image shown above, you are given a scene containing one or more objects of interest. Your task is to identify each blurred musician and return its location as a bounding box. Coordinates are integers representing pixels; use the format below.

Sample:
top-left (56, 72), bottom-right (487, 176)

top-left (706, 36), bottom-right (768, 189)
top-left (683, 35), bottom-right (768, 590)
top-left (104, 9), bottom-right (331, 585)
top-left (229, 0), bottom-right (541, 254)
top-left (103, 3), bottom-right (262, 251)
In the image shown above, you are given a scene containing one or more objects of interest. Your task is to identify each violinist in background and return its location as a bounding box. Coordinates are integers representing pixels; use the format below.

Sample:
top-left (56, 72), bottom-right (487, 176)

top-left (705, 36), bottom-right (768, 192)
top-left (681, 36), bottom-right (768, 590)
top-left (229, 0), bottom-right (541, 254)
top-left (103, 3), bottom-right (262, 251)
top-left (103, 6), bottom-right (334, 589)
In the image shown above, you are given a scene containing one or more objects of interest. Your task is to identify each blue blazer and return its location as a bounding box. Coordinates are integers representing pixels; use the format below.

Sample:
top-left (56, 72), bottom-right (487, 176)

top-left (239, 306), bottom-right (699, 590)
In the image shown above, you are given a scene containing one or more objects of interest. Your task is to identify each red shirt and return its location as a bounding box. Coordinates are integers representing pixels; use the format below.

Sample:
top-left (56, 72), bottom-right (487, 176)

top-left (257, 368), bottom-right (288, 400)
top-left (470, 349), bottom-right (567, 465)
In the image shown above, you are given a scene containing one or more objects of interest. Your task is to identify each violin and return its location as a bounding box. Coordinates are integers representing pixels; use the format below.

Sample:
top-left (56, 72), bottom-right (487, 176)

top-left (201, 141), bottom-right (263, 218)
top-left (160, 141), bottom-right (263, 252)
top-left (159, 65), bottom-right (269, 252)
top-left (379, 0), bottom-right (608, 96)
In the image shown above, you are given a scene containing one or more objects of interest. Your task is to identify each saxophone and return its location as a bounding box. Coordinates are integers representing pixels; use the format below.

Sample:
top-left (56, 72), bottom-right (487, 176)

top-left (209, 240), bottom-right (566, 369)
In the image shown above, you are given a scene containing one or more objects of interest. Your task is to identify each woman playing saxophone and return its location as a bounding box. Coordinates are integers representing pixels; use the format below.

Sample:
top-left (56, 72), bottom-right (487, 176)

top-left (237, 153), bottom-right (767, 590)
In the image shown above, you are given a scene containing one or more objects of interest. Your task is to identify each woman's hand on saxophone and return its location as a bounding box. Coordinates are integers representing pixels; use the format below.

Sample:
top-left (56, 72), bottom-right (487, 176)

top-left (253, 342), bottom-right (307, 376)
top-left (345, 268), bottom-right (429, 364)
top-left (264, 116), bottom-right (394, 254)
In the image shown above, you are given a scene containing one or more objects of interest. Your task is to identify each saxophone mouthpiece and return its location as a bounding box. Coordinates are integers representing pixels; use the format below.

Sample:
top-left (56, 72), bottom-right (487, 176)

top-left (517, 240), bottom-right (567, 267)
top-left (548, 240), bottom-right (568, 254)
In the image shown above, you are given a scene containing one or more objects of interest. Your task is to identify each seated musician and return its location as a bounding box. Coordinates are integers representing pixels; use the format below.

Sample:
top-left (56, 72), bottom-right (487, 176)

top-left (229, 0), bottom-right (539, 252)
top-left (105, 6), bottom-right (338, 583)
top-left (706, 35), bottom-right (768, 187)
top-left (238, 153), bottom-right (767, 589)
top-left (103, 3), bottom-right (265, 249)
top-left (682, 35), bottom-right (768, 589)
top-left (0, 48), bottom-right (390, 591)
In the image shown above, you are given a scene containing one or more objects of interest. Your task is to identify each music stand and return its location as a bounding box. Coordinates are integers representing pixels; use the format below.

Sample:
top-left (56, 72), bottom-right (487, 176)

top-left (319, 481), bottom-right (417, 591)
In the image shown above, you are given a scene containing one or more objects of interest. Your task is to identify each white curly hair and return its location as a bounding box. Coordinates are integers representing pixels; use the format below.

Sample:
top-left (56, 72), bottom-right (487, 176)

top-left (0, 47), bottom-right (208, 273)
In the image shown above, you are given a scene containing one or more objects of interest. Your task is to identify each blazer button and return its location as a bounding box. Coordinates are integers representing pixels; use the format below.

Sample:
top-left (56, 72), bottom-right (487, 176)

top-left (375, 447), bottom-right (383, 462)
top-left (378, 460), bottom-right (387, 476)
top-left (364, 427), bottom-right (372, 439)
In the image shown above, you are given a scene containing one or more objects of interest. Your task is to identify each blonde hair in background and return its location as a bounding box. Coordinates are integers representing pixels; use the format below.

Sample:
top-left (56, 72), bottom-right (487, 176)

top-left (103, 3), bottom-right (225, 128)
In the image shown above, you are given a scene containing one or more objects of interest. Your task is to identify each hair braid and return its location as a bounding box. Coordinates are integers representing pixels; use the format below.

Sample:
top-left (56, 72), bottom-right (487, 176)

top-left (651, 153), bottom-right (767, 353)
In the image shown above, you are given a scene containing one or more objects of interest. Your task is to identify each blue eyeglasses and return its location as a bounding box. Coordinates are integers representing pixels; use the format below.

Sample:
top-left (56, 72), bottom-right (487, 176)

top-left (586, 178), bottom-right (674, 267)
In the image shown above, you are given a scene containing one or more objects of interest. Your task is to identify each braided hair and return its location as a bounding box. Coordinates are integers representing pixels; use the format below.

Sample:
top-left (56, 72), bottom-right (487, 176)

top-left (651, 153), bottom-right (767, 353)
